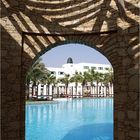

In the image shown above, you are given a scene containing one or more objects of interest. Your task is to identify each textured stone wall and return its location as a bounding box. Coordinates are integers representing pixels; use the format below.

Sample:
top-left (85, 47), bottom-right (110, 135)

top-left (1, 0), bottom-right (139, 140)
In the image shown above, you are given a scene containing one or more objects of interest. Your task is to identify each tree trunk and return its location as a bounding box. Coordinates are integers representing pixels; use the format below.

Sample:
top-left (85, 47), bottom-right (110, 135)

top-left (26, 83), bottom-right (30, 100)
top-left (90, 82), bottom-right (93, 97)
top-left (57, 87), bottom-right (59, 98)
top-left (65, 85), bottom-right (68, 97)
top-left (93, 85), bottom-right (95, 97)
top-left (46, 84), bottom-right (49, 100)
top-left (103, 85), bottom-right (105, 97)
top-left (48, 84), bottom-right (50, 96)
top-left (36, 83), bottom-right (39, 99)
top-left (32, 85), bottom-right (34, 97)
top-left (82, 84), bottom-right (84, 97)
top-left (100, 83), bottom-right (103, 97)
top-left (46, 84), bottom-right (47, 98)
top-left (96, 81), bottom-right (98, 97)
top-left (111, 83), bottom-right (113, 97)
top-left (72, 86), bottom-right (73, 98)
top-left (51, 85), bottom-right (53, 100)
top-left (107, 84), bottom-right (109, 97)
top-left (32, 81), bottom-right (36, 97)
top-left (108, 83), bottom-right (111, 97)
top-left (66, 84), bottom-right (69, 97)
top-left (75, 82), bottom-right (78, 97)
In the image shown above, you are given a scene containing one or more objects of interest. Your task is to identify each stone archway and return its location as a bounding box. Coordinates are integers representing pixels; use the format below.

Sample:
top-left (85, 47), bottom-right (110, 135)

top-left (1, 0), bottom-right (139, 140)
top-left (21, 31), bottom-right (120, 140)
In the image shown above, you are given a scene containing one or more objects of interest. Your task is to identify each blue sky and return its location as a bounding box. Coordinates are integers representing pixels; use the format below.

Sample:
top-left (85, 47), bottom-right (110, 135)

top-left (41, 43), bottom-right (111, 67)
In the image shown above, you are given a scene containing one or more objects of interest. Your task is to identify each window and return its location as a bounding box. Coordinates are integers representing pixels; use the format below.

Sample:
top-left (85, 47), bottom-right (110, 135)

top-left (105, 67), bottom-right (109, 70)
top-left (84, 66), bottom-right (89, 69)
top-left (91, 67), bottom-right (96, 70)
top-left (59, 71), bottom-right (64, 75)
top-left (51, 71), bottom-right (56, 75)
top-left (98, 67), bottom-right (103, 70)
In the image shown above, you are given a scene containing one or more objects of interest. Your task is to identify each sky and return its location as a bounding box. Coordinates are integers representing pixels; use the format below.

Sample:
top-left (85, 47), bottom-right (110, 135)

top-left (41, 43), bottom-right (111, 67)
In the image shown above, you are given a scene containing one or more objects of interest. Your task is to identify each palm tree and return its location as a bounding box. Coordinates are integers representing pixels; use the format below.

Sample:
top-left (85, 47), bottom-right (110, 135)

top-left (25, 73), bottom-right (31, 100)
top-left (93, 72), bottom-right (104, 97)
top-left (103, 68), bottom-right (114, 97)
top-left (41, 71), bottom-right (56, 100)
top-left (70, 72), bottom-right (82, 97)
top-left (58, 74), bottom-right (71, 97)
top-left (98, 73), bottom-right (106, 97)
top-left (52, 78), bottom-right (59, 98)
top-left (78, 71), bottom-right (91, 97)
top-left (26, 58), bottom-right (47, 99)
top-left (102, 73), bottom-right (109, 97)
top-left (80, 72), bottom-right (87, 97)
top-left (86, 69), bottom-right (96, 96)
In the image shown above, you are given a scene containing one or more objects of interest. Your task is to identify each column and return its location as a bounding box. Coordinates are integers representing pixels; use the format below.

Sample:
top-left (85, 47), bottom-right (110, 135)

top-left (44, 85), bottom-right (47, 96)
top-left (38, 84), bottom-right (41, 97)
top-left (98, 85), bottom-right (100, 97)
top-left (112, 85), bottom-right (114, 97)
top-left (49, 85), bottom-right (52, 100)
top-left (79, 85), bottom-right (82, 98)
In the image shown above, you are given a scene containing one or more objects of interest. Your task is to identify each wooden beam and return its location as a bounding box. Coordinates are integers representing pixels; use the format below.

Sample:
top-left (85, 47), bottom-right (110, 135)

top-left (22, 30), bottom-right (117, 37)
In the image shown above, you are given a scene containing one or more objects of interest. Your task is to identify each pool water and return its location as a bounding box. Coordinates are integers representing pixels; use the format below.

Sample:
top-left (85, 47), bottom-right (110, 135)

top-left (26, 98), bottom-right (113, 140)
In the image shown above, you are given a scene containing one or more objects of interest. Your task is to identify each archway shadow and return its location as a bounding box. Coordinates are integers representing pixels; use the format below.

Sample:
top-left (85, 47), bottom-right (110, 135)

top-left (62, 123), bottom-right (113, 140)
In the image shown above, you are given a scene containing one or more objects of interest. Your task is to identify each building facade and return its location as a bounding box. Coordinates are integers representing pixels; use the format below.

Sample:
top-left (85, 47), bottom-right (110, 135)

top-left (49, 57), bottom-right (112, 78)
top-left (31, 58), bottom-right (113, 99)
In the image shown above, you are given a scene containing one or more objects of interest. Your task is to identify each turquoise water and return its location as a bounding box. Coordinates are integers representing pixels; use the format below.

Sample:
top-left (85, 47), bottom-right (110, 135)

top-left (26, 98), bottom-right (113, 140)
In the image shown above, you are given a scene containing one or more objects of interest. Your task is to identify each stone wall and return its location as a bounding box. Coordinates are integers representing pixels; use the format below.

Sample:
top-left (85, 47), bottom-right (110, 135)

top-left (1, 0), bottom-right (139, 140)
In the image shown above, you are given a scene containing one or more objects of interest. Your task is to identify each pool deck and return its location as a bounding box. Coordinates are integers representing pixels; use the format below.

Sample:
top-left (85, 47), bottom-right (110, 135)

top-left (26, 100), bottom-right (57, 105)
top-left (26, 98), bottom-right (71, 104)
top-left (26, 97), bottom-right (113, 105)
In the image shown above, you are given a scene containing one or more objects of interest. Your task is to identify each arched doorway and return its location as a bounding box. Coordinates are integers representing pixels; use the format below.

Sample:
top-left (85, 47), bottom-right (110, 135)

top-left (25, 42), bottom-right (114, 140)
top-left (21, 32), bottom-right (119, 139)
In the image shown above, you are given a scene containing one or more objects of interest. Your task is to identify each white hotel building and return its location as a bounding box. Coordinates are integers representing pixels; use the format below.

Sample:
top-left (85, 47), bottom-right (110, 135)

top-left (36, 58), bottom-right (113, 99)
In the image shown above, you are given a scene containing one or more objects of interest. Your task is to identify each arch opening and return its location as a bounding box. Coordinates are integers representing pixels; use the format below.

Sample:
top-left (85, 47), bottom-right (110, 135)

top-left (25, 43), bottom-right (114, 140)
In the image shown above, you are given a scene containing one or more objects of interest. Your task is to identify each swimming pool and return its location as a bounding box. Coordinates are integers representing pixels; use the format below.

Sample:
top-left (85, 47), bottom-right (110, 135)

top-left (26, 98), bottom-right (113, 140)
